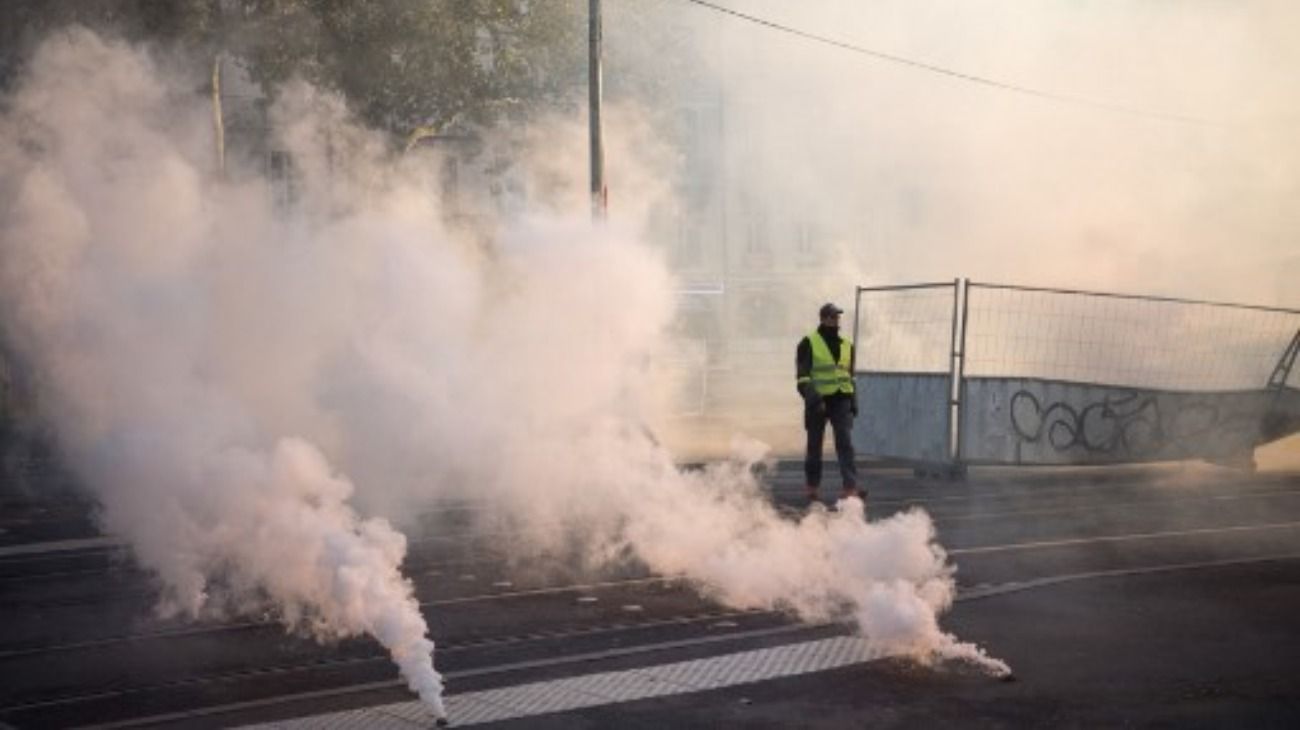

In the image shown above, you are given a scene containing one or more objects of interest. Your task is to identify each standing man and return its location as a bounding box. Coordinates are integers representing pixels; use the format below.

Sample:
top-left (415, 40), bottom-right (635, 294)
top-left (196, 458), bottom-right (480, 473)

top-left (796, 303), bottom-right (863, 509)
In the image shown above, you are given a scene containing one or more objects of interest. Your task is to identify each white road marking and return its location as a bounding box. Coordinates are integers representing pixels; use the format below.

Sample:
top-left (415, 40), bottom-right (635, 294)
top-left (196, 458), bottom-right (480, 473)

top-left (236, 635), bottom-right (883, 729)
top-left (80, 624), bottom-right (812, 729)
top-left (1210, 489), bottom-right (1300, 501)
top-left (949, 520), bottom-right (1300, 555)
top-left (0, 536), bottom-right (121, 558)
top-left (958, 552), bottom-right (1300, 600)
top-left (933, 493), bottom-right (1300, 522)
top-left (422, 576), bottom-right (669, 608)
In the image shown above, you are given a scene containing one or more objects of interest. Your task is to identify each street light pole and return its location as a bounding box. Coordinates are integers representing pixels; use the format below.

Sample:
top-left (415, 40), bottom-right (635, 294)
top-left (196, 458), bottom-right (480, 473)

top-left (211, 53), bottom-right (225, 178)
top-left (589, 0), bottom-right (607, 221)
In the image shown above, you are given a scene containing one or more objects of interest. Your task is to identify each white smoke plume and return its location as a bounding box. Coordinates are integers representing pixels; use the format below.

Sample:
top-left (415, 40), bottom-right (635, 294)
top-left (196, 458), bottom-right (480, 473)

top-left (565, 438), bottom-right (1008, 672)
top-left (0, 31), bottom-right (448, 718)
top-left (0, 28), bottom-right (1006, 725)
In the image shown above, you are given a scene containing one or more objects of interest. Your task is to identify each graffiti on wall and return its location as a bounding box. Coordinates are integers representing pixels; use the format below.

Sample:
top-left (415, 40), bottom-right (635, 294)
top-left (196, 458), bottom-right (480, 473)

top-left (962, 378), bottom-right (1300, 465)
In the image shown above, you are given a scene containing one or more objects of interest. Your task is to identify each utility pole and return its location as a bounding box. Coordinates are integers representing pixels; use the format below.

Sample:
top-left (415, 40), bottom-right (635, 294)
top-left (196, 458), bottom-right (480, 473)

top-left (589, 0), bottom-right (607, 221)
top-left (211, 53), bottom-right (226, 178)
top-left (211, 1), bottom-right (230, 180)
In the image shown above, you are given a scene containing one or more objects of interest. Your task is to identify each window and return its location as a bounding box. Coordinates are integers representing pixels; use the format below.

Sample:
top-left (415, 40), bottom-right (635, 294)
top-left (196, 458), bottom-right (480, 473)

top-left (796, 220), bottom-right (816, 255)
top-left (268, 150), bottom-right (294, 210)
top-left (675, 220), bottom-right (703, 267)
top-left (745, 203), bottom-right (769, 255)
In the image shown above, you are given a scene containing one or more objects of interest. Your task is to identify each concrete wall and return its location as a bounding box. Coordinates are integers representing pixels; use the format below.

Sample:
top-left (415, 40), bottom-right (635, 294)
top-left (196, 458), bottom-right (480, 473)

top-left (960, 378), bottom-right (1300, 465)
top-left (853, 373), bottom-right (951, 463)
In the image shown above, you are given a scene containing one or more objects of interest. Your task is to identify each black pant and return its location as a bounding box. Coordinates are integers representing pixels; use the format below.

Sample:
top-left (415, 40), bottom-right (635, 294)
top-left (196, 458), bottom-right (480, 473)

top-left (804, 396), bottom-right (859, 491)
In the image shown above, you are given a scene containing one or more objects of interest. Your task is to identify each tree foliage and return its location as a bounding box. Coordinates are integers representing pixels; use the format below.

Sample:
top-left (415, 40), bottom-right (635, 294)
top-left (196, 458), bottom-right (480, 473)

top-left (2, 0), bottom-right (591, 140)
top-left (2, 0), bottom-right (707, 152)
top-left (227, 1), bottom-right (589, 137)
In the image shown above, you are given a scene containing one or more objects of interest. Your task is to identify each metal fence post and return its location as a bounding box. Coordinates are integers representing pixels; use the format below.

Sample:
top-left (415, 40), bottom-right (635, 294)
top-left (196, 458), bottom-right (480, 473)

top-left (1267, 327), bottom-right (1300, 391)
top-left (947, 278), bottom-right (960, 463)
top-left (851, 286), bottom-right (863, 374)
top-left (954, 279), bottom-right (973, 464)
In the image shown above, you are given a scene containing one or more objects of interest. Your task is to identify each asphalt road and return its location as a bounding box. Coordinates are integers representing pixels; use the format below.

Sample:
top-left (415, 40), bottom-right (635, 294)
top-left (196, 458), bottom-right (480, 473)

top-left (2, 463), bottom-right (1298, 728)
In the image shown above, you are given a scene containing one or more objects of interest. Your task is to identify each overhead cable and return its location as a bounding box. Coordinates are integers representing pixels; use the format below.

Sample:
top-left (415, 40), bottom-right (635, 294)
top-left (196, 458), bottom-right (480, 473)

top-left (678, 0), bottom-right (1223, 127)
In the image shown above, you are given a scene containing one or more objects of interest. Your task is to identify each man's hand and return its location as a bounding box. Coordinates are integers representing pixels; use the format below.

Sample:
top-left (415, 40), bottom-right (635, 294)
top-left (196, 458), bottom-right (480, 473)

top-left (804, 389), bottom-right (824, 413)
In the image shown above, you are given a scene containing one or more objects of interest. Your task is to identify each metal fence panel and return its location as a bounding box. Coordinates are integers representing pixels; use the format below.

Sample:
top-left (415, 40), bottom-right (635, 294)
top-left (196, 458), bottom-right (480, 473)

top-left (852, 283), bottom-right (957, 463)
top-left (958, 283), bottom-right (1300, 466)
top-left (853, 373), bottom-right (951, 463)
top-left (855, 283), bottom-right (957, 375)
top-left (846, 280), bottom-right (1300, 469)
top-left (963, 283), bottom-right (1299, 391)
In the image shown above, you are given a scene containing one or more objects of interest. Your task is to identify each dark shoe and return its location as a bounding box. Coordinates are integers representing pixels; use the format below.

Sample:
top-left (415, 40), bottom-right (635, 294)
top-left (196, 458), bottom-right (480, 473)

top-left (804, 486), bottom-right (821, 509)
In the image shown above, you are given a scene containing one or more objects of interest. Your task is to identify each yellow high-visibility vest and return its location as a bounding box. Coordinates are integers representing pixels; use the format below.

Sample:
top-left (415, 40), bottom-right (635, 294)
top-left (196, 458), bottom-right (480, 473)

top-left (798, 331), bottom-right (855, 396)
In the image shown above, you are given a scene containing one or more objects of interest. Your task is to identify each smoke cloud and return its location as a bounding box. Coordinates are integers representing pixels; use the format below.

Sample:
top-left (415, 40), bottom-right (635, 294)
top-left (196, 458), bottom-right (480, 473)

top-left (678, 0), bottom-right (1300, 305)
top-left (0, 27), bottom-right (1009, 721)
top-left (603, 1), bottom-right (1300, 458)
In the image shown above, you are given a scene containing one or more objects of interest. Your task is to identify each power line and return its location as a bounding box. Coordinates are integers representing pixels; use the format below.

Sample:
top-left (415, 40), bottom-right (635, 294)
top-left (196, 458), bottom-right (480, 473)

top-left (678, 0), bottom-right (1223, 127)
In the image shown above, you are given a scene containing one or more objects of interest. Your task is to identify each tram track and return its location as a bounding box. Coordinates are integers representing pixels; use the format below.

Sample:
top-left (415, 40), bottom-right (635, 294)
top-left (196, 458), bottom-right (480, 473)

top-left (3, 469), bottom-right (1300, 728)
top-left (6, 481), bottom-right (1300, 639)
top-left (17, 548), bottom-right (1300, 730)
top-left (5, 513), bottom-right (1299, 661)
top-left (0, 608), bottom-right (786, 728)
top-left (5, 475), bottom-right (1298, 586)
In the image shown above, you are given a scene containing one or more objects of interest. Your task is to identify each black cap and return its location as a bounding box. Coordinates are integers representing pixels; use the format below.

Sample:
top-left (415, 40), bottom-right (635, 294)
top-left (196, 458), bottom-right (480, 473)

top-left (819, 302), bottom-right (844, 318)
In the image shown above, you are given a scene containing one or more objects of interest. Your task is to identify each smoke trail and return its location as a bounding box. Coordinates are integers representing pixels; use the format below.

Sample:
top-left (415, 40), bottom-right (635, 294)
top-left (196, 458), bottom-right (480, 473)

top-left (0, 31), bottom-right (449, 718)
top-left (0, 29), bottom-right (1006, 727)
top-left (490, 424), bottom-right (1008, 674)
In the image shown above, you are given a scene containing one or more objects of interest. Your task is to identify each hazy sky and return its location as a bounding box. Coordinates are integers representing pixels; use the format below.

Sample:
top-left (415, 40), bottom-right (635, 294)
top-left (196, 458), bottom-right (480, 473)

top-left (643, 0), bottom-right (1299, 307)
